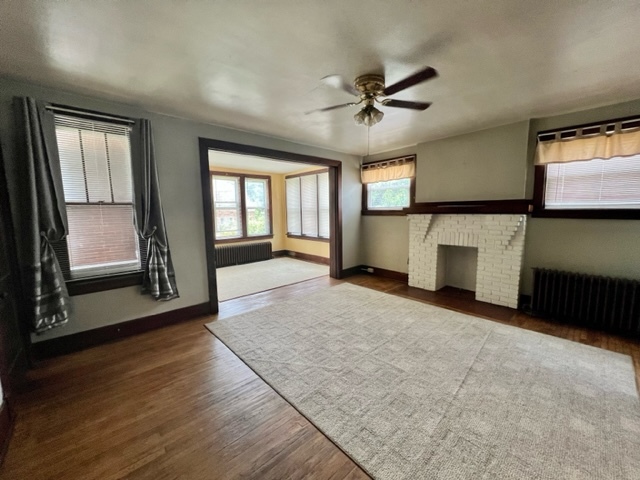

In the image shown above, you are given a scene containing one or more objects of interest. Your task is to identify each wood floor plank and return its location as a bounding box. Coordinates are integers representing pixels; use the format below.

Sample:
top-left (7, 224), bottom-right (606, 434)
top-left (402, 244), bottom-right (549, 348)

top-left (1, 274), bottom-right (638, 479)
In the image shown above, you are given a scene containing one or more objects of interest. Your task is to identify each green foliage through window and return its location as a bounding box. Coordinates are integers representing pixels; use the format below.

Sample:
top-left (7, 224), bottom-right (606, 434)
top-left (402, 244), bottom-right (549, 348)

top-left (367, 178), bottom-right (411, 209)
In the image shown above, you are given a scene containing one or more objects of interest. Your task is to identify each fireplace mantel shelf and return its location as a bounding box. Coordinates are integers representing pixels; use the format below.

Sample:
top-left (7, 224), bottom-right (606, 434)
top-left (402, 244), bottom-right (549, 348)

top-left (404, 199), bottom-right (533, 215)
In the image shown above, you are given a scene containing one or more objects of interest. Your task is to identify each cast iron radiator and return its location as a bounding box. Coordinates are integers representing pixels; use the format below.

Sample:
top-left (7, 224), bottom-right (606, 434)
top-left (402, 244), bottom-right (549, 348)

top-left (531, 268), bottom-right (640, 336)
top-left (215, 242), bottom-right (272, 268)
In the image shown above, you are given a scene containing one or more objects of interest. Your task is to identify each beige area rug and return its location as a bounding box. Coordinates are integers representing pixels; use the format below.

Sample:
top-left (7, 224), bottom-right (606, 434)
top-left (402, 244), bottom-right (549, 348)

top-left (207, 283), bottom-right (640, 480)
top-left (215, 257), bottom-right (329, 301)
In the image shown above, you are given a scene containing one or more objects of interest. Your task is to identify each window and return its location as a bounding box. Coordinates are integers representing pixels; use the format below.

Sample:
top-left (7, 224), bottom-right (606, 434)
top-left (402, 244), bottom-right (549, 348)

top-left (361, 155), bottom-right (416, 214)
top-left (211, 173), bottom-right (271, 241)
top-left (54, 114), bottom-right (143, 279)
top-left (544, 157), bottom-right (640, 209)
top-left (285, 170), bottom-right (330, 240)
top-left (245, 178), bottom-right (270, 236)
top-left (534, 117), bottom-right (640, 218)
top-left (366, 178), bottom-right (412, 209)
top-left (212, 175), bottom-right (242, 238)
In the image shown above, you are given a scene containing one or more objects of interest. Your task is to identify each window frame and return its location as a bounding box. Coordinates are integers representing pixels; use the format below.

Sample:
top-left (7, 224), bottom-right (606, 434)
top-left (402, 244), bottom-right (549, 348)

top-left (49, 107), bottom-right (146, 296)
top-left (210, 171), bottom-right (273, 244)
top-left (285, 168), bottom-right (331, 243)
top-left (361, 155), bottom-right (416, 216)
top-left (533, 116), bottom-right (640, 220)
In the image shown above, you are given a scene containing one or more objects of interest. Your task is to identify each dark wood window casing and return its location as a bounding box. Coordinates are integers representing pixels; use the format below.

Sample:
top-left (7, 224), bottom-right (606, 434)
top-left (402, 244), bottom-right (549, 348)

top-left (361, 155), bottom-right (416, 216)
top-left (533, 115), bottom-right (640, 220)
top-left (49, 106), bottom-right (144, 296)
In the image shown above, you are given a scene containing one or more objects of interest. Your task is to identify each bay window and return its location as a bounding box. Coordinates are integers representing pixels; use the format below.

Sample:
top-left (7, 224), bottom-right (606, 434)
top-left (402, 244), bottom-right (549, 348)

top-left (211, 172), bottom-right (272, 242)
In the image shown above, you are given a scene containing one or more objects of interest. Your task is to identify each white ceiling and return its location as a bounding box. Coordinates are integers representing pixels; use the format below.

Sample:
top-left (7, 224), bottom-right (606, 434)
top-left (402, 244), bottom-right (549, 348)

top-left (1, 0), bottom-right (640, 156)
top-left (209, 151), bottom-right (309, 174)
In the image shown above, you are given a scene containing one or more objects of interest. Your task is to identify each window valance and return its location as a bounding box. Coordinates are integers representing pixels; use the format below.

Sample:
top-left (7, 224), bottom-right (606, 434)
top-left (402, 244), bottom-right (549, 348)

top-left (361, 155), bottom-right (415, 184)
top-left (535, 119), bottom-right (640, 165)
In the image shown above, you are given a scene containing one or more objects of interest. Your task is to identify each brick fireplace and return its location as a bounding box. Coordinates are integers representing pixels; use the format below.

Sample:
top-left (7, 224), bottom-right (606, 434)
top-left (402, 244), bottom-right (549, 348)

top-left (408, 214), bottom-right (527, 308)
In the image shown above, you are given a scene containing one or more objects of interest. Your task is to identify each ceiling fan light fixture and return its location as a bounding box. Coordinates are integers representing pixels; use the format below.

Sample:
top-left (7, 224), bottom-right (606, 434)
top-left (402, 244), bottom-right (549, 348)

top-left (354, 104), bottom-right (384, 127)
top-left (353, 109), bottom-right (367, 125)
top-left (367, 106), bottom-right (384, 126)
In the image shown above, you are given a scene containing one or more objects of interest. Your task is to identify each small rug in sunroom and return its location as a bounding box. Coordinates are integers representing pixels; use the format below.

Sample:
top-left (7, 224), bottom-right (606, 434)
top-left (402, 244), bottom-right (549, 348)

top-left (215, 257), bottom-right (329, 301)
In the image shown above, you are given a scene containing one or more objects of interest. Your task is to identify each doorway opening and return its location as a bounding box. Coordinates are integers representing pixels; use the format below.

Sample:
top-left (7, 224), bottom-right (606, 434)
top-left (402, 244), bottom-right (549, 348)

top-left (198, 139), bottom-right (342, 313)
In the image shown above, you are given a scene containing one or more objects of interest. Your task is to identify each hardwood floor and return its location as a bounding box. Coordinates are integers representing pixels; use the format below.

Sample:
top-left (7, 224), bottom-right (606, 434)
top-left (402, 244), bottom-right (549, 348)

top-left (1, 274), bottom-right (639, 479)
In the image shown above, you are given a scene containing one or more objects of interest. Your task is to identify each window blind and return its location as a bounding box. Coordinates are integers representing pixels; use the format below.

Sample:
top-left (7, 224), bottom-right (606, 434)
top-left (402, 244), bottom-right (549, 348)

top-left (286, 177), bottom-right (302, 235)
top-left (545, 154), bottom-right (640, 209)
top-left (54, 114), bottom-right (141, 278)
top-left (317, 172), bottom-right (330, 238)
top-left (56, 115), bottom-right (134, 203)
top-left (286, 171), bottom-right (330, 239)
top-left (301, 174), bottom-right (318, 236)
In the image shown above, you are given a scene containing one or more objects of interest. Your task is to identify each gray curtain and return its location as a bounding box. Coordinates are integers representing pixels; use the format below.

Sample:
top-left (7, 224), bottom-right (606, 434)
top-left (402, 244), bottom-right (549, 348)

top-left (131, 119), bottom-right (179, 300)
top-left (14, 97), bottom-right (71, 333)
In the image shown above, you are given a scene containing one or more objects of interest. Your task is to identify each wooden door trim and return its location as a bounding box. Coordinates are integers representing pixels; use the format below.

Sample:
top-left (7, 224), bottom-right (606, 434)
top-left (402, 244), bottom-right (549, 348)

top-left (198, 138), bottom-right (343, 313)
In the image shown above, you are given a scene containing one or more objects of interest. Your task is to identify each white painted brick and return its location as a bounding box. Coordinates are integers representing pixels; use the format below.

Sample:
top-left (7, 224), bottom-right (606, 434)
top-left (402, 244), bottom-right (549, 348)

top-left (408, 213), bottom-right (526, 309)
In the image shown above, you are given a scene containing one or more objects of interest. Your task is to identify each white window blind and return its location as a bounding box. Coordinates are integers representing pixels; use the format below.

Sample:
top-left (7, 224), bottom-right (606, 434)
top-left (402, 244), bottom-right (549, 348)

top-left (285, 172), bottom-right (330, 239)
top-left (54, 114), bottom-right (141, 278)
top-left (286, 177), bottom-right (301, 235)
top-left (212, 176), bottom-right (242, 239)
top-left (301, 174), bottom-right (318, 237)
top-left (317, 172), bottom-right (330, 238)
top-left (545, 155), bottom-right (640, 209)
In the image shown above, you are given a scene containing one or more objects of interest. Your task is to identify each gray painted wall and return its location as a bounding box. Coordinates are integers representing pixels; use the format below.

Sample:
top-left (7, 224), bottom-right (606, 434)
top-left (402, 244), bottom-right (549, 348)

top-left (361, 102), bottom-right (640, 294)
top-left (416, 121), bottom-right (530, 202)
top-left (0, 76), bottom-right (361, 341)
top-left (361, 216), bottom-right (410, 273)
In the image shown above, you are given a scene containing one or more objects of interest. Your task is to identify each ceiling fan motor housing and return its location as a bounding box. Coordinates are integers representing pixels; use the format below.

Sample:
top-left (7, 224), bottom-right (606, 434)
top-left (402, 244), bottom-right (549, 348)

top-left (354, 74), bottom-right (386, 97)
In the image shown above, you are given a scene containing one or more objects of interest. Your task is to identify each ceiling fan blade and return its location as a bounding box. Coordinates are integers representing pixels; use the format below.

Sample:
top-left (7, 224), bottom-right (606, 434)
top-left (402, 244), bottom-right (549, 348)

top-left (320, 75), bottom-right (359, 96)
top-left (305, 102), bottom-right (358, 115)
top-left (383, 66), bottom-right (438, 96)
top-left (381, 99), bottom-right (432, 111)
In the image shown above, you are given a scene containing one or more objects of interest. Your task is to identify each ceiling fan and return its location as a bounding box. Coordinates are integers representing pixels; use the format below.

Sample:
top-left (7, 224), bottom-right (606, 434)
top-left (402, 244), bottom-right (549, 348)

top-left (307, 66), bottom-right (438, 127)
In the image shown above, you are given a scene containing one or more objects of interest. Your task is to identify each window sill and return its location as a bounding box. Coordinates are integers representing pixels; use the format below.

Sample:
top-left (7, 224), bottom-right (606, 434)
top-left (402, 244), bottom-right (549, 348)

top-left (286, 234), bottom-right (330, 243)
top-left (215, 235), bottom-right (274, 245)
top-left (361, 209), bottom-right (408, 216)
top-left (532, 208), bottom-right (640, 220)
top-left (66, 271), bottom-right (143, 296)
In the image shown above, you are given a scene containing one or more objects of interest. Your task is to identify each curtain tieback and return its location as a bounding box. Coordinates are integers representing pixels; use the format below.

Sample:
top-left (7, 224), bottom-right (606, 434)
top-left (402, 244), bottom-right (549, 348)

top-left (142, 226), bottom-right (158, 240)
